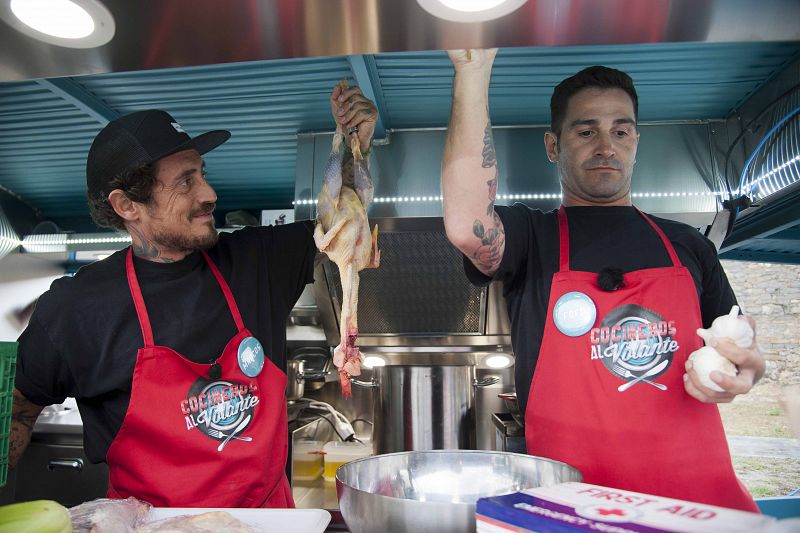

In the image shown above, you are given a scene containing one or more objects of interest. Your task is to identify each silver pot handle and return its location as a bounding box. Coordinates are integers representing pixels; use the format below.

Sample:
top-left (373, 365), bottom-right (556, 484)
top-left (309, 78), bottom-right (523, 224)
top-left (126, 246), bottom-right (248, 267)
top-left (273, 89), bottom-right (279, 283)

top-left (474, 375), bottom-right (500, 388)
top-left (48, 459), bottom-right (84, 472)
top-left (300, 371), bottom-right (328, 380)
top-left (350, 378), bottom-right (379, 388)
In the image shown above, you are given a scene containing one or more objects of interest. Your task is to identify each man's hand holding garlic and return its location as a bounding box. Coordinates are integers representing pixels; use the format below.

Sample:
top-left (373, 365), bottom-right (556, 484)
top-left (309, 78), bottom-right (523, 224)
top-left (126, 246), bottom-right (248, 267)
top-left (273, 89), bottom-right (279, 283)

top-left (684, 305), bottom-right (766, 403)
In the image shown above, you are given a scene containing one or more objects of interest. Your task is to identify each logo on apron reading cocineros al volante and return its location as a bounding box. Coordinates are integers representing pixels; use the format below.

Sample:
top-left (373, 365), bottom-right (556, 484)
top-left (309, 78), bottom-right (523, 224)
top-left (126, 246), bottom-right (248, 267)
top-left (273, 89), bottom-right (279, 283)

top-left (589, 304), bottom-right (679, 392)
top-left (181, 379), bottom-right (260, 452)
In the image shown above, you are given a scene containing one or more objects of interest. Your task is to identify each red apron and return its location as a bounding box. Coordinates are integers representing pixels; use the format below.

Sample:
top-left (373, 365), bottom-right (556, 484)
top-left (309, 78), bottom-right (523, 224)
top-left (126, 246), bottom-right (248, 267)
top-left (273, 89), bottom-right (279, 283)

top-left (525, 206), bottom-right (757, 512)
top-left (105, 248), bottom-right (294, 508)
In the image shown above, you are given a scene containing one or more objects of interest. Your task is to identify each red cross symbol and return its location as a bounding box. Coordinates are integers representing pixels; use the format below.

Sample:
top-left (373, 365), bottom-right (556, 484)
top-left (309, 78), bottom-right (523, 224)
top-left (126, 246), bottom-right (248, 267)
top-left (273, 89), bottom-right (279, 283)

top-left (597, 508), bottom-right (627, 517)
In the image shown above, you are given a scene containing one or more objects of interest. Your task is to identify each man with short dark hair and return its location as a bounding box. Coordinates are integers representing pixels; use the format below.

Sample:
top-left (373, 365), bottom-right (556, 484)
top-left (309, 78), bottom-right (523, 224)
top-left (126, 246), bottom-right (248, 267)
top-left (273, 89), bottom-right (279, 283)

top-left (442, 49), bottom-right (764, 511)
top-left (11, 85), bottom-right (377, 508)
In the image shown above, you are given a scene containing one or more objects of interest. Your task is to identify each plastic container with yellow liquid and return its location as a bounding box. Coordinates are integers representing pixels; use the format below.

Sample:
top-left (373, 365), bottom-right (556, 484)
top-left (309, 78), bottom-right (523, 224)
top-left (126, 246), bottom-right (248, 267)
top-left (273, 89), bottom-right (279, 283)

top-left (292, 441), bottom-right (325, 481)
top-left (323, 440), bottom-right (372, 482)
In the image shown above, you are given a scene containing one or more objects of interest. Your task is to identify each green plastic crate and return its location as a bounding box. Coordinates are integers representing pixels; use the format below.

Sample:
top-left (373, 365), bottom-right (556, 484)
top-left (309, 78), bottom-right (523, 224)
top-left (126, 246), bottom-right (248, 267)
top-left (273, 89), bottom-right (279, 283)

top-left (0, 341), bottom-right (17, 488)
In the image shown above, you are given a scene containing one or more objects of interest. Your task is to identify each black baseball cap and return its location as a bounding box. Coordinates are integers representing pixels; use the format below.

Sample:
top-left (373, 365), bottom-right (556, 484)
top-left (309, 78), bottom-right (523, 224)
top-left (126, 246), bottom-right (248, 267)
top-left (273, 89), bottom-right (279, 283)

top-left (86, 109), bottom-right (230, 198)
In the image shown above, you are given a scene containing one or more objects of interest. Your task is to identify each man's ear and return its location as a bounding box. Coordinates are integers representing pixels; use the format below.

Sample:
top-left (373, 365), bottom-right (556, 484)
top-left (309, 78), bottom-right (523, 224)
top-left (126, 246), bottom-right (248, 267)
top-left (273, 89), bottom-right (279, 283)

top-left (544, 131), bottom-right (558, 163)
top-left (107, 189), bottom-right (140, 223)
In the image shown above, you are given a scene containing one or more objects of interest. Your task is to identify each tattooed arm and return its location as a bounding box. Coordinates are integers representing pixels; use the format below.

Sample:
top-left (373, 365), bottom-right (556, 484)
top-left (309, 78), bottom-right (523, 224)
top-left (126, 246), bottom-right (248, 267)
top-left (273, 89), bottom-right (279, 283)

top-left (442, 49), bottom-right (505, 277)
top-left (9, 388), bottom-right (45, 469)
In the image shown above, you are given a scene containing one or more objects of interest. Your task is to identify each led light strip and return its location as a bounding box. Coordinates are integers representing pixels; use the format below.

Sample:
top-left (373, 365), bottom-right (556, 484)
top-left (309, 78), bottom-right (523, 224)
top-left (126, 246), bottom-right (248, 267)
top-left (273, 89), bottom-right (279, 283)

top-left (21, 234), bottom-right (131, 247)
top-left (293, 190), bottom-right (728, 205)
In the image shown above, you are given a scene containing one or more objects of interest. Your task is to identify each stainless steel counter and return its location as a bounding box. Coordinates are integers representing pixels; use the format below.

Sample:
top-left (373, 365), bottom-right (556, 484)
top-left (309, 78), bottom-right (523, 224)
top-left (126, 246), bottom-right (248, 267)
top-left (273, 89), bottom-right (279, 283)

top-left (294, 477), bottom-right (347, 531)
top-left (293, 477), bottom-right (340, 514)
top-left (3, 400), bottom-right (109, 507)
top-left (33, 403), bottom-right (84, 436)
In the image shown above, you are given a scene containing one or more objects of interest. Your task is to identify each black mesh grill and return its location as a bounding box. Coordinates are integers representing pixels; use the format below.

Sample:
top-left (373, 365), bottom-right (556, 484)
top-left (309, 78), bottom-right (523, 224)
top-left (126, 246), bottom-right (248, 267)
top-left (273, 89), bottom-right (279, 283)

top-left (323, 230), bottom-right (485, 335)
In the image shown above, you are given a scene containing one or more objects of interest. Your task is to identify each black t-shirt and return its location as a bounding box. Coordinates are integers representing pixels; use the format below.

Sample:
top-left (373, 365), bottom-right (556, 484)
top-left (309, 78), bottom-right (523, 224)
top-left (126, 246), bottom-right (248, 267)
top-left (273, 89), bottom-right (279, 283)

top-left (465, 205), bottom-right (737, 416)
top-left (16, 221), bottom-right (317, 463)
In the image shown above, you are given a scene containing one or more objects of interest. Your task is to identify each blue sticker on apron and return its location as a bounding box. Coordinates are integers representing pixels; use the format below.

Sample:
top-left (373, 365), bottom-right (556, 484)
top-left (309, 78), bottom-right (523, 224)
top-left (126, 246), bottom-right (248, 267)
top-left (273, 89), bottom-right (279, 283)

top-left (553, 291), bottom-right (597, 337)
top-left (237, 336), bottom-right (265, 377)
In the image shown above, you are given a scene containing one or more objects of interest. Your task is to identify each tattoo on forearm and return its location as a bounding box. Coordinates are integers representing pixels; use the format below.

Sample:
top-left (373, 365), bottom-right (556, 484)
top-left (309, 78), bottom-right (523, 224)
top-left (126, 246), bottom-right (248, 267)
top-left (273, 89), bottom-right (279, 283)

top-left (11, 410), bottom-right (38, 430)
top-left (486, 168), bottom-right (498, 216)
top-left (470, 121), bottom-right (503, 272)
top-left (10, 390), bottom-right (43, 468)
top-left (481, 123), bottom-right (496, 169)
top-left (470, 211), bottom-right (505, 272)
top-left (9, 424), bottom-right (32, 465)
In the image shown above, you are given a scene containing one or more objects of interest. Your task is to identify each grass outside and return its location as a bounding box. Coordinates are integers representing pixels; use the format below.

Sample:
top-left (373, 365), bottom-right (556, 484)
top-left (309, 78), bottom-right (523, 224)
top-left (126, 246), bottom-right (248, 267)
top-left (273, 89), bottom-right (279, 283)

top-left (731, 457), bottom-right (800, 499)
top-left (718, 382), bottom-right (800, 498)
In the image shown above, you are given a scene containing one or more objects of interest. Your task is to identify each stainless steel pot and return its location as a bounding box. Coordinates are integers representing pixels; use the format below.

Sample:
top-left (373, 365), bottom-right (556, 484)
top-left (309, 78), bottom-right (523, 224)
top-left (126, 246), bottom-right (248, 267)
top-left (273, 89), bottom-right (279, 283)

top-left (336, 450), bottom-right (582, 533)
top-left (286, 360), bottom-right (328, 401)
top-left (353, 363), bottom-right (498, 455)
top-left (290, 347), bottom-right (331, 392)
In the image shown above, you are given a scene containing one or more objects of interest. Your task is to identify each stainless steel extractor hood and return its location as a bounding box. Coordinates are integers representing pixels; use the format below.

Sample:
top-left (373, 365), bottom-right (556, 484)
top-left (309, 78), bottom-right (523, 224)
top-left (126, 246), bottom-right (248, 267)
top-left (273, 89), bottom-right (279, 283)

top-left (312, 216), bottom-right (511, 349)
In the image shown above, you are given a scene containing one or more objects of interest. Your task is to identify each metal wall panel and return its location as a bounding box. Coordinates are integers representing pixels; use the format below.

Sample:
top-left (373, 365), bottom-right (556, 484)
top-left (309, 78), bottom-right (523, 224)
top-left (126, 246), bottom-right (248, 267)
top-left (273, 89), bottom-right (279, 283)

top-left (297, 122), bottom-right (720, 220)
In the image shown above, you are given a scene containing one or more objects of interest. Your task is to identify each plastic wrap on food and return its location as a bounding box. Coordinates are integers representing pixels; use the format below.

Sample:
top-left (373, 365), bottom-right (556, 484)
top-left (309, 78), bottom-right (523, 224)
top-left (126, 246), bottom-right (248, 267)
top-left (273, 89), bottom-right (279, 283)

top-left (133, 510), bottom-right (259, 532)
top-left (70, 496), bottom-right (153, 533)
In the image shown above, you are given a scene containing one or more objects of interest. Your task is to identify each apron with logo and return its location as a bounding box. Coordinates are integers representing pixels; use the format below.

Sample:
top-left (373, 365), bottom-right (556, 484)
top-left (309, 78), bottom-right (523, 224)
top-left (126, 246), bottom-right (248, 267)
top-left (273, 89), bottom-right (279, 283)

top-left (524, 206), bottom-right (757, 512)
top-left (105, 248), bottom-right (294, 508)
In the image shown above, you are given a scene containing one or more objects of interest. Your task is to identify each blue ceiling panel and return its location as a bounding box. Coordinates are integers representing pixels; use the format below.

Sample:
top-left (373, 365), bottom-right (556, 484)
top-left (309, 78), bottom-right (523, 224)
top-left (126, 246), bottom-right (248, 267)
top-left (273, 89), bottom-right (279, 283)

top-left (376, 42), bottom-right (800, 128)
top-left (1, 42), bottom-right (799, 236)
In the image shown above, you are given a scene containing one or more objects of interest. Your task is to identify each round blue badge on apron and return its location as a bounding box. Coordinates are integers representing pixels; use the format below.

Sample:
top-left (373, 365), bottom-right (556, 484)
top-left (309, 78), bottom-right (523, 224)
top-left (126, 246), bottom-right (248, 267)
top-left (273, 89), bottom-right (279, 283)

top-left (553, 291), bottom-right (597, 337)
top-left (237, 337), bottom-right (265, 377)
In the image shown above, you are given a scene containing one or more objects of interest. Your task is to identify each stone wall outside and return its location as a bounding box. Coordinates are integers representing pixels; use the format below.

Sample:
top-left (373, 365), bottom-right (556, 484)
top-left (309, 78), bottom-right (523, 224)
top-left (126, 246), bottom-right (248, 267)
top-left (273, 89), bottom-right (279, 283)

top-left (721, 260), bottom-right (800, 385)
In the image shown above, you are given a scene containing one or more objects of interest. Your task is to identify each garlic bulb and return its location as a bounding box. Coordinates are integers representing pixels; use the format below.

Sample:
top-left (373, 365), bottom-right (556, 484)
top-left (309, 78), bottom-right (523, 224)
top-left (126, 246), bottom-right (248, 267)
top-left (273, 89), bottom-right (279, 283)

top-left (696, 305), bottom-right (754, 348)
top-left (688, 346), bottom-right (738, 392)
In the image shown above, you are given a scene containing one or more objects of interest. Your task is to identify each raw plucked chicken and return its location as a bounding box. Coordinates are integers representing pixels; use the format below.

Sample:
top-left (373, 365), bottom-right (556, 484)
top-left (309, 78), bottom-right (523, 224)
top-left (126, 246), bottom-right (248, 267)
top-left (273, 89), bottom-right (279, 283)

top-left (315, 84), bottom-right (380, 398)
top-left (133, 510), bottom-right (258, 532)
top-left (69, 496), bottom-right (152, 532)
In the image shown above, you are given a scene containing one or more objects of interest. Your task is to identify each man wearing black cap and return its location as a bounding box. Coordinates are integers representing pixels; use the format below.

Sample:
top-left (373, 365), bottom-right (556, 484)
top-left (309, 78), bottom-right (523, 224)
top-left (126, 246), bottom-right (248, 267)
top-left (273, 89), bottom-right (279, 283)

top-left (85, 109), bottom-right (232, 261)
top-left (10, 86), bottom-right (377, 508)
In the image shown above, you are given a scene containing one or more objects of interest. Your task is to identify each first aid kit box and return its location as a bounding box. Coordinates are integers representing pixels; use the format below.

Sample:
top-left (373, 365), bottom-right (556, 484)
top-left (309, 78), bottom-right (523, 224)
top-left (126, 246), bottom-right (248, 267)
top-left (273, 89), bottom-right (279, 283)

top-left (476, 482), bottom-right (776, 533)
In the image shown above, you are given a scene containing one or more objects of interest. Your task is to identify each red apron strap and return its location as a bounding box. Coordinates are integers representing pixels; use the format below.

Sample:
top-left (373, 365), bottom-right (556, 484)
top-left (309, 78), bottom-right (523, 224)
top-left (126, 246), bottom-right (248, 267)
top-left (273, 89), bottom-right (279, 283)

top-left (201, 250), bottom-right (245, 331)
top-left (557, 205), bottom-right (570, 272)
top-left (634, 207), bottom-right (682, 267)
top-left (125, 248), bottom-right (154, 347)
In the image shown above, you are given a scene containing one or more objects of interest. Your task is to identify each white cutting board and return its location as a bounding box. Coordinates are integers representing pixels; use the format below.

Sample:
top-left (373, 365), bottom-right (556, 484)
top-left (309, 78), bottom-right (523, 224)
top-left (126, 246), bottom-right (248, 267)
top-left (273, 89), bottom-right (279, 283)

top-left (148, 508), bottom-right (331, 532)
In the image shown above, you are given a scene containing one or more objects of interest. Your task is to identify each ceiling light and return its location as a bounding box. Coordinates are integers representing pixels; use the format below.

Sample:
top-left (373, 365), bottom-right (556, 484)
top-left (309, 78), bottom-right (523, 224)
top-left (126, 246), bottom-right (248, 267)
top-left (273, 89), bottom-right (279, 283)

top-left (0, 0), bottom-right (115, 48)
top-left (11, 0), bottom-right (93, 37)
top-left (417, 0), bottom-right (528, 23)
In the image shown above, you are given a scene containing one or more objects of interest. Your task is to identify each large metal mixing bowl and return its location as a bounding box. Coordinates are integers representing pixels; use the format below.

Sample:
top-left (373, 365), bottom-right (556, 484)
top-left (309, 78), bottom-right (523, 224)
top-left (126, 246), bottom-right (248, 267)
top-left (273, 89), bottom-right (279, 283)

top-left (336, 450), bottom-right (582, 533)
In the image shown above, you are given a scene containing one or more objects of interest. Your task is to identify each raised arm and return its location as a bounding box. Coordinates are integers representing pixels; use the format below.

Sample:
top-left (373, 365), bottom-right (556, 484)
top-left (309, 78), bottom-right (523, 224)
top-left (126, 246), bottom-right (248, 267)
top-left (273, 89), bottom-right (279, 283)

top-left (442, 49), bottom-right (505, 277)
top-left (9, 388), bottom-right (45, 469)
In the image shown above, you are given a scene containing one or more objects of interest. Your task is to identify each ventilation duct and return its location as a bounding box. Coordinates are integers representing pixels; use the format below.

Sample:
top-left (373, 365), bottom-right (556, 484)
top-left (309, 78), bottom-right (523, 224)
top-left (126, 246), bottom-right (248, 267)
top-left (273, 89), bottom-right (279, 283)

top-left (0, 205), bottom-right (20, 261)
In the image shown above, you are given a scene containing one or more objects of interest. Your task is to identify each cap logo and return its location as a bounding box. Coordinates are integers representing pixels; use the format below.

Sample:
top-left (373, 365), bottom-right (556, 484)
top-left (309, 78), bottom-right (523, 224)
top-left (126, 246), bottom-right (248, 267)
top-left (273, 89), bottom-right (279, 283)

top-left (171, 122), bottom-right (186, 133)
